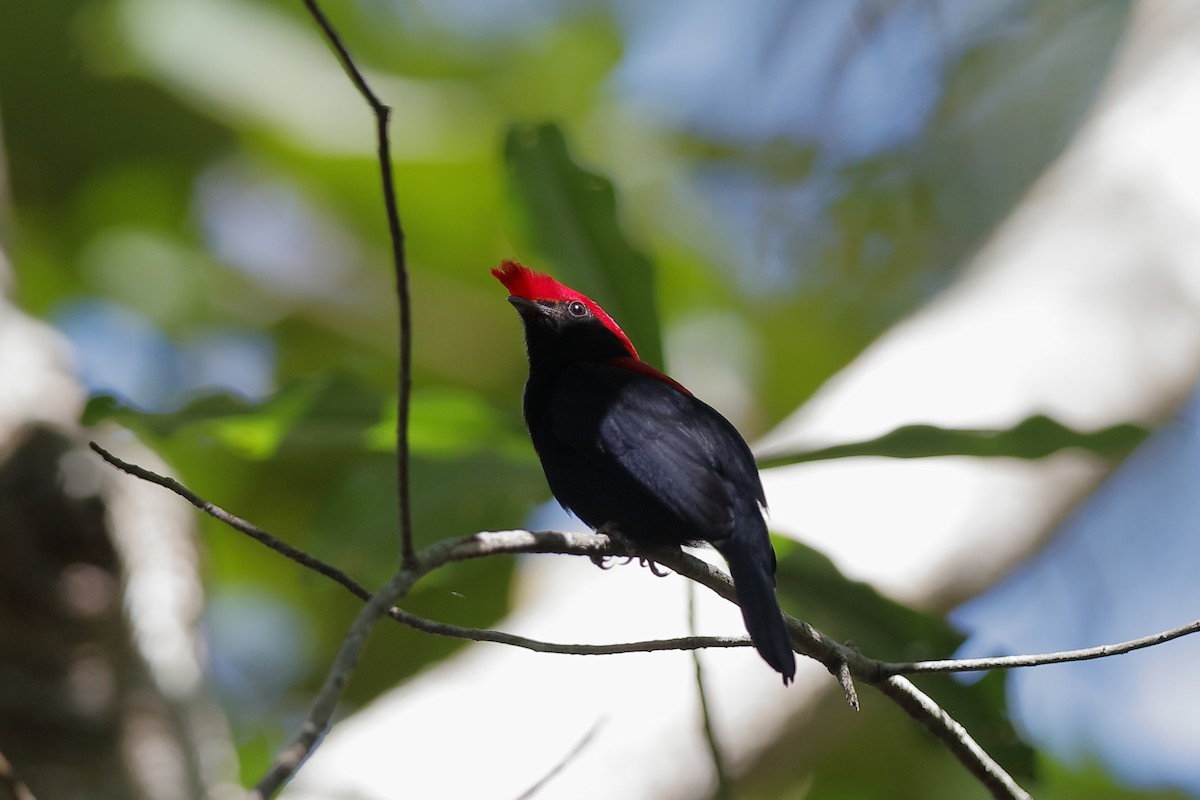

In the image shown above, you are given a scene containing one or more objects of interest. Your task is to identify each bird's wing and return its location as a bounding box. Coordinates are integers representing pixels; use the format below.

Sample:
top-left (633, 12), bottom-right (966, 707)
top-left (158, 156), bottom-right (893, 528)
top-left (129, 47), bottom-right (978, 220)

top-left (549, 361), bottom-right (765, 537)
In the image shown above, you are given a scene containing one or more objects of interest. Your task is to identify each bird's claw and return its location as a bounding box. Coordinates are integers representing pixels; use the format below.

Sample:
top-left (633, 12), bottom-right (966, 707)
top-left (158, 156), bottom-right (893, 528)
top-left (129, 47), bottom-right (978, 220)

top-left (589, 553), bottom-right (670, 578)
top-left (592, 522), bottom-right (629, 565)
top-left (589, 523), bottom-right (669, 576)
top-left (589, 554), bottom-right (636, 570)
top-left (642, 558), bottom-right (670, 577)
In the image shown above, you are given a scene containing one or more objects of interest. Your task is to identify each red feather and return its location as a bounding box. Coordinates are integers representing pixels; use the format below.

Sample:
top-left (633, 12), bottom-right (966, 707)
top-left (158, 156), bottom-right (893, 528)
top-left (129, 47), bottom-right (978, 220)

top-left (606, 357), bottom-right (692, 396)
top-left (492, 260), bottom-right (639, 359)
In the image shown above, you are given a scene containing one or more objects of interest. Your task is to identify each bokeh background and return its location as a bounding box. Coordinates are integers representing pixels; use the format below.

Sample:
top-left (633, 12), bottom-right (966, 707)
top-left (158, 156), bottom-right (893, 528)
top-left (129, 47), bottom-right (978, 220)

top-left (2, 0), bottom-right (1199, 798)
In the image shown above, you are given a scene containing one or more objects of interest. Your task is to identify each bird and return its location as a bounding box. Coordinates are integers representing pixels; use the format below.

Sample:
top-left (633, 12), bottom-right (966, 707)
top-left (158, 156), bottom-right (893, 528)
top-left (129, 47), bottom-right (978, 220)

top-left (493, 260), bottom-right (796, 683)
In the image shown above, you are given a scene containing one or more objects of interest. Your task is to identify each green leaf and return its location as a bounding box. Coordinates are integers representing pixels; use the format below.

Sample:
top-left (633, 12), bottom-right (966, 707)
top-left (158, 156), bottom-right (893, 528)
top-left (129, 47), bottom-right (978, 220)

top-left (757, 415), bottom-right (1149, 469)
top-left (83, 374), bottom-right (380, 459)
top-left (367, 386), bottom-right (535, 463)
top-left (1031, 754), bottom-right (1192, 800)
top-left (85, 387), bottom-right (315, 459)
top-left (504, 121), bottom-right (664, 367)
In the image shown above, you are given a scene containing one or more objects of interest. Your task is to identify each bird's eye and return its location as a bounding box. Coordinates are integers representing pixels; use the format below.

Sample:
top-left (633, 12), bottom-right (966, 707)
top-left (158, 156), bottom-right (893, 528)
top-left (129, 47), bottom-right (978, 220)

top-left (566, 300), bottom-right (588, 317)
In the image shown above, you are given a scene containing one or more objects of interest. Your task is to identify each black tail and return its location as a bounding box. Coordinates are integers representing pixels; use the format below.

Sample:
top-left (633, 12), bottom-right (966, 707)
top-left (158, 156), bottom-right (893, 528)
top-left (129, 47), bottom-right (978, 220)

top-left (721, 540), bottom-right (797, 684)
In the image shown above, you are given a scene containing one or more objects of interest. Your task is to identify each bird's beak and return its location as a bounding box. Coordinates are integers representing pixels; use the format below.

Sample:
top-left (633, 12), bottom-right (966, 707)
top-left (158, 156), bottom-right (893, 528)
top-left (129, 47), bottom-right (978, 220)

top-left (507, 295), bottom-right (544, 317)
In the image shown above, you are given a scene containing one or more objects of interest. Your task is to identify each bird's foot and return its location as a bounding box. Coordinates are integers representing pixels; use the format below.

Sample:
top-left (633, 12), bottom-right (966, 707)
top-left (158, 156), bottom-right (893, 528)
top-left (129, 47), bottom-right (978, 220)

top-left (590, 554), bottom-right (616, 569)
top-left (590, 522), bottom-right (623, 568)
top-left (587, 524), bottom-right (668, 576)
top-left (590, 553), bottom-right (670, 577)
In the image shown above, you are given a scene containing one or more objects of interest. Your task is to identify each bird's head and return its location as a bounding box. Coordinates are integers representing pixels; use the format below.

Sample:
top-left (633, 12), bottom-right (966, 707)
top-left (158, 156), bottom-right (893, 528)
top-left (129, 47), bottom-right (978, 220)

top-left (492, 260), bottom-right (638, 366)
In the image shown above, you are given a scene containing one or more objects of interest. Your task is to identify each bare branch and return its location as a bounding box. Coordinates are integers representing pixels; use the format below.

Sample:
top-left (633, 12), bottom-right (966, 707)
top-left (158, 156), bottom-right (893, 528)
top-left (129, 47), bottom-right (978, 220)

top-left (300, 0), bottom-right (414, 568)
top-left (834, 658), bottom-right (860, 711)
top-left (689, 583), bottom-right (732, 800)
top-left (249, 565), bottom-right (425, 800)
top-left (393, 608), bottom-right (750, 656)
top-left (512, 719), bottom-right (605, 800)
top-left (89, 442), bottom-right (366, 596)
top-left (880, 618), bottom-right (1200, 676)
top-left (0, 751), bottom-right (38, 800)
top-left (877, 677), bottom-right (1031, 800)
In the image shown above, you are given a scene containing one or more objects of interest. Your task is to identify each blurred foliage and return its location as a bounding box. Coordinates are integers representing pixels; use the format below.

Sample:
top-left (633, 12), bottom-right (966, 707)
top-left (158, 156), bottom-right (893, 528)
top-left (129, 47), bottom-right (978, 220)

top-left (0, 0), bottom-right (1152, 796)
top-left (757, 415), bottom-right (1150, 469)
top-left (505, 120), bottom-right (664, 367)
top-left (774, 541), bottom-right (1034, 782)
top-left (752, 548), bottom-right (1189, 800)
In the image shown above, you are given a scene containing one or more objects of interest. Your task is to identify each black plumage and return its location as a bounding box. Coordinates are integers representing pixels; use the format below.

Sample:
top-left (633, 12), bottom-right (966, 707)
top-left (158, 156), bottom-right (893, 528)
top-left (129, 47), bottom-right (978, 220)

top-left (495, 261), bottom-right (796, 682)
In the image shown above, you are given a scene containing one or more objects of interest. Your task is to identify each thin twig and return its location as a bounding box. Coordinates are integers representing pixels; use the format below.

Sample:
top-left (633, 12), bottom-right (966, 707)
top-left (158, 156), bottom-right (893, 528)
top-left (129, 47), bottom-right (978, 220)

top-left (689, 583), bottom-right (732, 800)
top-left (250, 565), bottom-right (425, 799)
top-left (0, 751), bottom-right (38, 800)
top-left (300, 0), bottom-right (414, 568)
top-left (511, 719), bottom-right (605, 800)
top-left (880, 618), bottom-right (1200, 676)
top-left (89, 442), bottom-right (364, 594)
top-left (393, 608), bottom-right (750, 655)
top-left (835, 658), bottom-right (859, 711)
top-left (877, 677), bottom-right (1031, 800)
